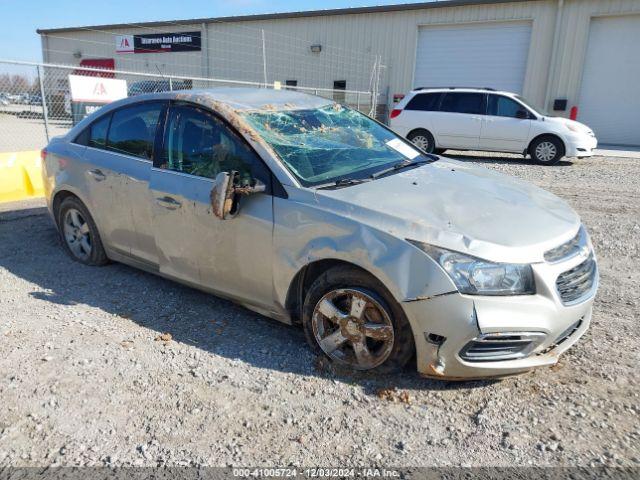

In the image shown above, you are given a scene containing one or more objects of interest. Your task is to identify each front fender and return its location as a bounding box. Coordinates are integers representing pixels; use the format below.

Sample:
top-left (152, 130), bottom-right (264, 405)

top-left (272, 195), bottom-right (456, 312)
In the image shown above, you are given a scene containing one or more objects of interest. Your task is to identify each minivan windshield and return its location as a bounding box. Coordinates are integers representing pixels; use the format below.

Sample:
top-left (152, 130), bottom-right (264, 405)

top-left (241, 105), bottom-right (433, 187)
top-left (514, 95), bottom-right (547, 117)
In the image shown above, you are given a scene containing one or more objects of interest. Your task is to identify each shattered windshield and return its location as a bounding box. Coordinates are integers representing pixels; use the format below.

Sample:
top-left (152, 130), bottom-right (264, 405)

top-left (241, 105), bottom-right (430, 187)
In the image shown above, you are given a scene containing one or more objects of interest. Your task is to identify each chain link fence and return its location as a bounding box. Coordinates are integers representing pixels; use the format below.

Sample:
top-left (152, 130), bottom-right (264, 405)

top-left (0, 59), bottom-right (387, 154)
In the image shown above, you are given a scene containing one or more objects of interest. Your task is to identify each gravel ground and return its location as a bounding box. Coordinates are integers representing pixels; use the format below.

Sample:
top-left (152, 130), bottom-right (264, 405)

top-left (0, 153), bottom-right (638, 469)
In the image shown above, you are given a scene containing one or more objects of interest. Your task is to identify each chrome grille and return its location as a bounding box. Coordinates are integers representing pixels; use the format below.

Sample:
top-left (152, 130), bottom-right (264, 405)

top-left (459, 332), bottom-right (546, 362)
top-left (556, 254), bottom-right (597, 304)
top-left (545, 227), bottom-right (584, 263)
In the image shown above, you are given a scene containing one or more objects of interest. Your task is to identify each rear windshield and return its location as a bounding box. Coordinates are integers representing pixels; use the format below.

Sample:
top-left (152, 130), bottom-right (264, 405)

top-left (241, 105), bottom-right (426, 186)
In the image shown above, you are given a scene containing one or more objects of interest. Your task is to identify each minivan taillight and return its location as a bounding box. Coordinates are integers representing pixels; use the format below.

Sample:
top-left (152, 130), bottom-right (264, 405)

top-left (390, 109), bottom-right (402, 119)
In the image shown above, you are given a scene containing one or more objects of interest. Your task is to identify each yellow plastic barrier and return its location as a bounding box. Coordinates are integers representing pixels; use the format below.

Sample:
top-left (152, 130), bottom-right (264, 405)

top-left (0, 150), bottom-right (44, 203)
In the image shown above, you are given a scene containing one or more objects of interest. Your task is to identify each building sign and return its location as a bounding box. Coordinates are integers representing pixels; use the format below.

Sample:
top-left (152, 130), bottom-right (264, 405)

top-left (68, 74), bottom-right (127, 124)
top-left (115, 32), bottom-right (201, 54)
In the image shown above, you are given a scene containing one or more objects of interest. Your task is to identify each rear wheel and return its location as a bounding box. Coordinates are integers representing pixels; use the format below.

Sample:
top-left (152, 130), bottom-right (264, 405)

top-left (530, 136), bottom-right (564, 165)
top-left (407, 129), bottom-right (436, 154)
top-left (57, 197), bottom-right (108, 266)
top-left (302, 266), bottom-right (414, 373)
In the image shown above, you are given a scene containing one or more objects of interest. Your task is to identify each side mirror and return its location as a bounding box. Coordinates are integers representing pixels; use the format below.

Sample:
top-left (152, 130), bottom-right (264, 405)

top-left (210, 170), bottom-right (266, 220)
top-left (515, 109), bottom-right (529, 119)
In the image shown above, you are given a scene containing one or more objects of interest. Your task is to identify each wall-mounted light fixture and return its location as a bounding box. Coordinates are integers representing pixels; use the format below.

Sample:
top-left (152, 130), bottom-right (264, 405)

top-left (310, 45), bottom-right (322, 53)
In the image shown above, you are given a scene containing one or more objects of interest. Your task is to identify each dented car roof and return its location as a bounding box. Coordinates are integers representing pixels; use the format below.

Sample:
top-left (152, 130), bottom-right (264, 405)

top-left (138, 87), bottom-right (333, 112)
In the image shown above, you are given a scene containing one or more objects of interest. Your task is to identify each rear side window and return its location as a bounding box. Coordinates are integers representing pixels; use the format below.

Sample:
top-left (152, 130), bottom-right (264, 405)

top-left (487, 95), bottom-right (525, 118)
top-left (440, 93), bottom-right (485, 115)
top-left (107, 102), bottom-right (163, 159)
top-left (88, 114), bottom-right (111, 149)
top-left (405, 93), bottom-right (441, 111)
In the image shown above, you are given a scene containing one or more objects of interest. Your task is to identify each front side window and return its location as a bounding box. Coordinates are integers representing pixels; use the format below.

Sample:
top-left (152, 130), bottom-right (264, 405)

top-left (487, 95), bottom-right (526, 118)
top-left (405, 92), bottom-right (441, 111)
top-left (241, 104), bottom-right (430, 187)
top-left (159, 104), bottom-right (266, 184)
top-left (439, 92), bottom-right (485, 115)
top-left (107, 102), bottom-right (163, 159)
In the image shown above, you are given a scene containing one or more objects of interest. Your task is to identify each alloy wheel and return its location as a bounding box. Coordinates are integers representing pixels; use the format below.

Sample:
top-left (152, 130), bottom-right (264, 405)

top-left (311, 288), bottom-right (395, 370)
top-left (411, 135), bottom-right (432, 152)
top-left (63, 208), bottom-right (92, 261)
top-left (535, 141), bottom-right (557, 163)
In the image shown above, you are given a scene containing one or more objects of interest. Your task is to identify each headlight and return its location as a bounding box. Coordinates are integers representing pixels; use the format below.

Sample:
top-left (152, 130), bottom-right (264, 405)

top-left (408, 241), bottom-right (535, 296)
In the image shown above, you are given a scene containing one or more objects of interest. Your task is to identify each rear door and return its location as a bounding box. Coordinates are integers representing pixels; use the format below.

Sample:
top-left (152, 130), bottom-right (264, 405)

top-left (479, 94), bottom-right (532, 152)
top-left (77, 102), bottom-right (164, 261)
top-left (75, 114), bottom-right (127, 252)
top-left (149, 102), bottom-right (275, 310)
top-left (104, 101), bottom-right (166, 264)
top-left (429, 92), bottom-right (485, 149)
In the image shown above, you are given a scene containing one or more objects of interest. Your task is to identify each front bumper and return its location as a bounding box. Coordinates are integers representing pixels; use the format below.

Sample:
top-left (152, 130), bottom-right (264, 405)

top-left (565, 133), bottom-right (598, 158)
top-left (402, 254), bottom-right (598, 379)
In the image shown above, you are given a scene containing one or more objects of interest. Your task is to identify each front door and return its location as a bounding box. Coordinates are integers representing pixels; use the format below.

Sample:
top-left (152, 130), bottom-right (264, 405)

top-left (430, 92), bottom-right (485, 149)
top-left (149, 102), bottom-right (275, 310)
top-left (479, 94), bottom-right (532, 152)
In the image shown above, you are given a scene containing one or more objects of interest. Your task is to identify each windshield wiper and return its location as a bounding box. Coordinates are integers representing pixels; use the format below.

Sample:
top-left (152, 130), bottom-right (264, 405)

top-left (370, 155), bottom-right (438, 179)
top-left (315, 177), bottom-right (371, 190)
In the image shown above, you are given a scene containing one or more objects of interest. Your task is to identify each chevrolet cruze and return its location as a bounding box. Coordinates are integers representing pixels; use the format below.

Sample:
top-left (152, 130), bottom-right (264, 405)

top-left (41, 88), bottom-right (598, 379)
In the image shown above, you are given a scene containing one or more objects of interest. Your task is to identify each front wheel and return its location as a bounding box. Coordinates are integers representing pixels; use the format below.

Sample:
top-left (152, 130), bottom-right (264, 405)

top-left (530, 136), bottom-right (564, 165)
top-left (302, 266), bottom-right (415, 373)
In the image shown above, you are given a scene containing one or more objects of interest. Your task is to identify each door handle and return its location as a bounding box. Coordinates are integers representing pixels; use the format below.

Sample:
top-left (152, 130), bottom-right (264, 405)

top-left (87, 169), bottom-right (106, 181)
top-left (155, 196), bottom-right (182, 210)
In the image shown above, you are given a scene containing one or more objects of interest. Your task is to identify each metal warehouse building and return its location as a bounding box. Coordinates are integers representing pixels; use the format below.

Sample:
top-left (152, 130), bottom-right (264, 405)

top-left (38, 0), bottom-right (640, 145)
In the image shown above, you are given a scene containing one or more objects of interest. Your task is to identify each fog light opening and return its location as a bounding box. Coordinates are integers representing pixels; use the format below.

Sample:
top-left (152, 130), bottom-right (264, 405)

top-left (425, 333), bottom-right (446, 346)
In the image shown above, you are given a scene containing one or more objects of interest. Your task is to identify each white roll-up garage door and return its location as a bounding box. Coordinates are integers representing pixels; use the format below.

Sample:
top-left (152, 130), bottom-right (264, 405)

top-left (413, 21), bottom-right (532, 93)
top-left (578, 15), bottom-right (640, 146)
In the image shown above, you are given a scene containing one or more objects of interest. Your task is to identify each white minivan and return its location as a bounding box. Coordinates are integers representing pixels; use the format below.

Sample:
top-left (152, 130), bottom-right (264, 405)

top-left (389, 87), bottom-right (597, 165)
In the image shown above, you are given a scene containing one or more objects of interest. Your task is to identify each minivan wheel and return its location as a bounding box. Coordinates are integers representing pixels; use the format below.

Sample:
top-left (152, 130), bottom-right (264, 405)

top-left (407, 129), bottom-right (436, 154)
top-left (302, 266), bottom-right (414, 373)
top-left (57, 197), bottom-right (108, 266)
top-left (530, 136), bottom-right (564, 165)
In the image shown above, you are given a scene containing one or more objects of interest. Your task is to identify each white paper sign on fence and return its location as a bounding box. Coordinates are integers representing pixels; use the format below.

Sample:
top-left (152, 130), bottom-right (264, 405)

top-left (68, 75), bottom-right (128, 104)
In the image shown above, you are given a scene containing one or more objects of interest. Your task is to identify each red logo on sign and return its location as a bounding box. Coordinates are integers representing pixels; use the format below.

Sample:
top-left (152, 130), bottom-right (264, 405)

top-left (119, 37), bottom-right (130, 49)
top-left (93, 83), bottom-right (107, 96)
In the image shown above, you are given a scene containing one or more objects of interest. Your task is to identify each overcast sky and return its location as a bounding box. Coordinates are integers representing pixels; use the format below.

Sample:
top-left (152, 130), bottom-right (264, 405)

top-left (1, 0), bottom-right (416, 63)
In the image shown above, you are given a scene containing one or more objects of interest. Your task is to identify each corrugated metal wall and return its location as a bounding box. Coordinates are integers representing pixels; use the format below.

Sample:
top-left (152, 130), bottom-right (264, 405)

top-left (41, 0), bottom-right (640, 116)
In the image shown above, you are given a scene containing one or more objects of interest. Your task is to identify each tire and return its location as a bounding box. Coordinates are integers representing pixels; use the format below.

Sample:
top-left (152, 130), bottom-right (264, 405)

top-left (302, 265), bottom-right (415, 374)
top-left (56, 196), bottom-right (109, 266)
top-left (530, 136), bottom-right (564, 165)
top-left (407, 129), bottom-right (436, 154)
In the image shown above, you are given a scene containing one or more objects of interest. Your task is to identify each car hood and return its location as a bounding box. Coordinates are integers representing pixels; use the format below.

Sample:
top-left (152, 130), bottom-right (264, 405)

top-left (316, 159), bottom-right (580, 264)
top-left (543, 116), bottom-right (593, 135)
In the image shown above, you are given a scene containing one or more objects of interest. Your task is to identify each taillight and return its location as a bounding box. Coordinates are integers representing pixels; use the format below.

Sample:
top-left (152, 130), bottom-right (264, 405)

top-left (390, 109), bottom-right (402, 119)
top-left (40, 149), bottom-right (47, 161)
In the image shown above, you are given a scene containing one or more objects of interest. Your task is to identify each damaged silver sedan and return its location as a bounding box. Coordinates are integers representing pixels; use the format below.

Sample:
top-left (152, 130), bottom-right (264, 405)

top-left (41, 88), bottom-right (598, 379)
